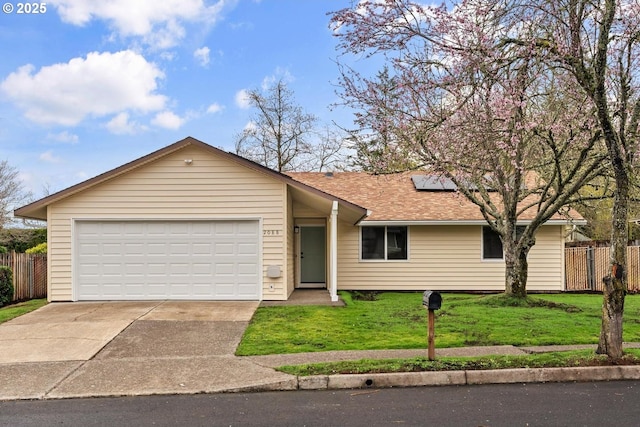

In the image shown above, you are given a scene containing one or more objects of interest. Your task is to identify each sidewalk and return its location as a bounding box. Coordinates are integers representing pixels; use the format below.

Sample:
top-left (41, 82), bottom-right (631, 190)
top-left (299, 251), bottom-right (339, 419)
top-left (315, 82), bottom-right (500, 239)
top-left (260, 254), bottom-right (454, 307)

top-left (3, 343), bottom-right (640, 401)
top-left (240, 343), bottom-right (640, 392)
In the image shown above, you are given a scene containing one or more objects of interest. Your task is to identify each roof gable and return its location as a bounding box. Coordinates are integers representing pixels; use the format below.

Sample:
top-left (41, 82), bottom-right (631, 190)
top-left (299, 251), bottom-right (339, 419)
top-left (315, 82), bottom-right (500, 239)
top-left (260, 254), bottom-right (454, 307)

top-left (15, 137), bottom-right (367, 221)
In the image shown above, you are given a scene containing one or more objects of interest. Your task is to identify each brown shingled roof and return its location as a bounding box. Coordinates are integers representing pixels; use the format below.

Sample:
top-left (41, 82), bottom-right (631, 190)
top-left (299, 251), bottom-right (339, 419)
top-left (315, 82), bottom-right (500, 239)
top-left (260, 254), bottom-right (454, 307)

top-left (287, 171), bottom-right (584, 223)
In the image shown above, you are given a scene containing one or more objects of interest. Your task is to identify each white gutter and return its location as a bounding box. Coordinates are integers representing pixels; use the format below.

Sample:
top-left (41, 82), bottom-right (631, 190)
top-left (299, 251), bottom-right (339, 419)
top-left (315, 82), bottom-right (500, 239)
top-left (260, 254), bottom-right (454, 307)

top-left (359, 219), bottom-right (587, 226)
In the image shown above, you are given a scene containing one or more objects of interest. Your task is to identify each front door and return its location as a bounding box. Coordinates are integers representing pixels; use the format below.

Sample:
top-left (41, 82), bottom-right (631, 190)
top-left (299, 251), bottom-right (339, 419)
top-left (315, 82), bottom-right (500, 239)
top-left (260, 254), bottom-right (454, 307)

top-left (299, 225), bottom-right (326, 288)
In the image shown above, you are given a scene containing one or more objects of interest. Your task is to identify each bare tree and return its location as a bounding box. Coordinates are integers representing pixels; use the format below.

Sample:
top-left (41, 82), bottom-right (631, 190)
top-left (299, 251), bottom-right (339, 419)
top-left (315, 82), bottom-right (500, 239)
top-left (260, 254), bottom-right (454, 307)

top-left (344, 67), bottom-right (422, 173)
top-left (0, 160), bottom-right (30, 229)
top-left (235, 79), bottom-right (318, 172)
top-left (305, 124), bottom-right (350, 172)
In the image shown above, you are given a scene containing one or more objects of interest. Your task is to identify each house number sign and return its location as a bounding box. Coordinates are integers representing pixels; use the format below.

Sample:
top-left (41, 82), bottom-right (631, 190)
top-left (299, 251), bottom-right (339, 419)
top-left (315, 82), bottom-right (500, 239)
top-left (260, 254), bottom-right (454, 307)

top-left (263, 229), bottom-right (281, 236)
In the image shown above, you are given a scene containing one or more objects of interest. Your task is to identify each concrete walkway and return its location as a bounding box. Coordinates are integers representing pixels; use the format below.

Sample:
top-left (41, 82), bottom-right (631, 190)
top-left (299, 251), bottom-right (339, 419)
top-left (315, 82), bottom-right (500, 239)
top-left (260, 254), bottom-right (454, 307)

top-left (2, 301), bottom-right (640, 401)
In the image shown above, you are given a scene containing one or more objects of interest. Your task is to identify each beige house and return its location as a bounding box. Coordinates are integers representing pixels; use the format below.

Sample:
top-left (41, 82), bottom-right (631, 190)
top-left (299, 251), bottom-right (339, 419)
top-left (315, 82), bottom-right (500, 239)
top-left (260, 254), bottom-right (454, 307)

top-left (15, 137), bottom-right (582, 302)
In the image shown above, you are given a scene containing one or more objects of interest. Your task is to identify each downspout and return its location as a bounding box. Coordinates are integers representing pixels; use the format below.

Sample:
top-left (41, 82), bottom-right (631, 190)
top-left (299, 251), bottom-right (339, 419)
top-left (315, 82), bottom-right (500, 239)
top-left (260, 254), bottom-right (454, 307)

top-left (330, 201), bottom-right (339, 302)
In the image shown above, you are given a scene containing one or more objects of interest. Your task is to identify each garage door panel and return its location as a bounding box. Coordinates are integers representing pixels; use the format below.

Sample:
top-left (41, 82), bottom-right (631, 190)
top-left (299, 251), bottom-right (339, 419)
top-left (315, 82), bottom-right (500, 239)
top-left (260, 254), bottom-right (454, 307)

top-left (123, 242), bottom-right (144, 255)
top-left (79, 242), bottom-right (99, 255)
top-left (192, 261), bottom-right (212, 271)
top-left (192, 222), bottom-right (214, 236)
top-left (214, 243), bottom-right (235, 255)
top-left (103, 243), bottom-right (123, 255)
top-left (76, 220), bottom-right (261, 300)
top-left (214, 222), bottom-right (235, 235)
top-left (238, 242), bottom-right (259, 255)
top-left (192, 243), bottom-right (213, 255)
top-left (236, 221), bottom-right (259, 234)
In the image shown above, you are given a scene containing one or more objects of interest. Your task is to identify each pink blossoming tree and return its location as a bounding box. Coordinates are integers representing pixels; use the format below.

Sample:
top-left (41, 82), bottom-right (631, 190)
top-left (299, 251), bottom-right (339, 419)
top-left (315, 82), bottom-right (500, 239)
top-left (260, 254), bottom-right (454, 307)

top-left (331, 0), bottom-right (639, 359)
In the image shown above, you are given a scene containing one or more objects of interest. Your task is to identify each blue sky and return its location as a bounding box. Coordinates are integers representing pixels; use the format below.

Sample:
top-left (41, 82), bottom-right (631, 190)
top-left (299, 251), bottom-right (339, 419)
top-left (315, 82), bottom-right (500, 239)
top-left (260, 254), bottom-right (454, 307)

top-left (0, 0), bottom-right (367, 199)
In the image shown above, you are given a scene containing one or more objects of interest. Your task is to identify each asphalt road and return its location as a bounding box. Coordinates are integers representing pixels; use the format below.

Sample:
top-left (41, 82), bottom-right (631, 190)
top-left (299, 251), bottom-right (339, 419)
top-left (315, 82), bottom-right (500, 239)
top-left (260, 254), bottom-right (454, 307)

top-left (1, 381), bottom-right (640, 427)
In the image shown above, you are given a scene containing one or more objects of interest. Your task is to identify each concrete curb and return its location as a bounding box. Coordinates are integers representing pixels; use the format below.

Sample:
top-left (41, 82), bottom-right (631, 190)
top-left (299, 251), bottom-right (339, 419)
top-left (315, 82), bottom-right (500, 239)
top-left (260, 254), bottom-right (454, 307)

top-left (291, 366), bottom-right (640, 391)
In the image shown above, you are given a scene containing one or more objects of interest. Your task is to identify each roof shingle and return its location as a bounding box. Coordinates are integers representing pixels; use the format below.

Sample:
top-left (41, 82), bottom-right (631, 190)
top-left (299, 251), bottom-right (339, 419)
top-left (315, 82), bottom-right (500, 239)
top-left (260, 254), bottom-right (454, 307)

top-left (287, 171), bottom-right (583, 223)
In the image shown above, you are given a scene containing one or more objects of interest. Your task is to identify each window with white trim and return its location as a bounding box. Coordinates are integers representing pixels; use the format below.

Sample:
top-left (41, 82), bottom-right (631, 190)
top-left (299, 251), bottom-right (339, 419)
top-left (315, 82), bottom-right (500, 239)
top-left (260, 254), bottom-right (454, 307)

top-left (361, 226), bottom-right (408, 260)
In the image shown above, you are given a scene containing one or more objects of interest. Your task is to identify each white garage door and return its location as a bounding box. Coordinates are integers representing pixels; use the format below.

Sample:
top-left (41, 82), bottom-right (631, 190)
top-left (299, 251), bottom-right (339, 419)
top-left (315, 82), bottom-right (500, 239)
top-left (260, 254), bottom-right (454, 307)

top-left (75, 220), bottom-right (260, 300)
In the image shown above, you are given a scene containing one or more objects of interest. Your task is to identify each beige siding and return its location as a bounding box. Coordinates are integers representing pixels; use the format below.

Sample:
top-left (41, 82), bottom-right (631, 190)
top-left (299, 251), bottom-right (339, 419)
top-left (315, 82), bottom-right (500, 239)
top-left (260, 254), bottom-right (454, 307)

top-left (337, 223), bottom-right (564, 292)
top-left (48, 145), bottom-right (288, 301)
top-left (293, 201), bottom-right (325, 218)
top-left (527, 225), bottom-right (565, 291)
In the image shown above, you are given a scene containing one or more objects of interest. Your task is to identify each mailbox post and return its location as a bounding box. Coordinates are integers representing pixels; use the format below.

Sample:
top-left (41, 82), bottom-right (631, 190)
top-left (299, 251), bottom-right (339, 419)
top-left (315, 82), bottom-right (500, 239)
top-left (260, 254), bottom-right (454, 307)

top-left (422, 291), bottom-right (442, 361)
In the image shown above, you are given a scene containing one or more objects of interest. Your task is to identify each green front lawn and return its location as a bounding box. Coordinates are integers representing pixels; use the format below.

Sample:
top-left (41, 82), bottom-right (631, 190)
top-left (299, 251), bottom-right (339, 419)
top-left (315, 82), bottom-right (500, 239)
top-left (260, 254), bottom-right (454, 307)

top-left (0, 299), bottom-right (47, 324)
top-left (236, 292), bottom-right (640, 356)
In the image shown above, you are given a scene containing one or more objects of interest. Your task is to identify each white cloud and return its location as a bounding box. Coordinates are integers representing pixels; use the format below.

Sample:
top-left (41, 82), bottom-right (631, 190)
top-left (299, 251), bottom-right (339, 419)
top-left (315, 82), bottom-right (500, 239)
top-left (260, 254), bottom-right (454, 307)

top-left (46, 131), bottom-right (79, 144)
top-left (235, 89), bottom-right (252, 109)
top-left (194, 46), bottom-right (210, 67)
top-left (159, 51), bottom-right (177, 61)
top-left (39, 150), bottom-right (62, 163)
top-left (261, 67), bottom-right (294, 90)
top-left (206, 103), bottom-right (224, 114)
top-left (75, 171), bottom-right (89, 181)
top-left (1, 50), bottom-right (167, 126)
top-left (106, 112), bottom-right (144, 134)
top-left (243, 121), bottom-right (257, 132)
top-left (151, 110), bottom-right (184, 129)
top-left (49, 0), bottom-right (228, 48)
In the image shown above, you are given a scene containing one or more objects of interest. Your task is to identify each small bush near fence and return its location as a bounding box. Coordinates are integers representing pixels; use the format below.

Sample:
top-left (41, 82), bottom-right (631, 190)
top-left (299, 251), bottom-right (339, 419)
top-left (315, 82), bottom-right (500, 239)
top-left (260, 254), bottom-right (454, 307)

top-left (26, 243), bottom-right (47, 254)
top-left (0, 266), bottom-right (13, 307)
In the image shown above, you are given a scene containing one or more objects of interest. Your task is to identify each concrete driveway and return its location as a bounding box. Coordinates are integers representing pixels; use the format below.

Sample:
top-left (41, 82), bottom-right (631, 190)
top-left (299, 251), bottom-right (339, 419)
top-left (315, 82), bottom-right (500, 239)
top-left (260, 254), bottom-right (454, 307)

top-left (0, 301), bottom-right (296, 400)
top-left (0, 301), bottom-right (257, 363)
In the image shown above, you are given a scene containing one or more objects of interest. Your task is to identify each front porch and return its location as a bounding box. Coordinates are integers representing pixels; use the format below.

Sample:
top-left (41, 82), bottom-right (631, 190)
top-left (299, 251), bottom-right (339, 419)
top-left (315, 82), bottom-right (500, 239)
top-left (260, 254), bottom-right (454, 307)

top-left (260, 289), bottom-right (345, 307)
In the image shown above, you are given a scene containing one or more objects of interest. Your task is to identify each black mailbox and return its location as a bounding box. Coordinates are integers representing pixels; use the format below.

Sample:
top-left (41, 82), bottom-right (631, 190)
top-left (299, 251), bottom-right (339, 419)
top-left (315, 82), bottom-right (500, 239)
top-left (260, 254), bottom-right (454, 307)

top-left (422, 291), bottom-right (442, 310)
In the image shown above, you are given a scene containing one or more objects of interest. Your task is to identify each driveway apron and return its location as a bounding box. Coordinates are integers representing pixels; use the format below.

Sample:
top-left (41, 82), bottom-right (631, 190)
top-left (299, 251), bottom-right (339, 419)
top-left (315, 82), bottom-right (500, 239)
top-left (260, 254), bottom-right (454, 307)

top-left (0, 301), bottom-right (161, 363)
top-left (0, 301), bottom-right (296, 400)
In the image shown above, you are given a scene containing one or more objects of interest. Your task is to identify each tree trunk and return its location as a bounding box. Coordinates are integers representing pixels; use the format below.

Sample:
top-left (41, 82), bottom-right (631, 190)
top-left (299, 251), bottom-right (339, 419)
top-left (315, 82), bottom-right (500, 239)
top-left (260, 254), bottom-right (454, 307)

top-left (596, 170), bottom-right (628, 360)
top-left (504, 246), bottom-right (528, 298)
top-left (597, 275), bottom-right (625, 359)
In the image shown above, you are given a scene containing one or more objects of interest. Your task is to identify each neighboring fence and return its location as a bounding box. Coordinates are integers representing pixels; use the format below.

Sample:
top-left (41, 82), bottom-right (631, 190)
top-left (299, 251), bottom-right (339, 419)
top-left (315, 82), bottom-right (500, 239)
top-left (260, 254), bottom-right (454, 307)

top-left (565, 246), bottom-right (640, 292)
top-left (0, 253), bottom-right (47, 301)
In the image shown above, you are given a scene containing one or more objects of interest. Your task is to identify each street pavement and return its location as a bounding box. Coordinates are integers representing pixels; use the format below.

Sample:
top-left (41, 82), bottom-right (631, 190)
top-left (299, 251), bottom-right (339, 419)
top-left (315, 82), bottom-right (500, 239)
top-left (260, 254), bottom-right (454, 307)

top-left (1, 301), bottom-right (640, 401)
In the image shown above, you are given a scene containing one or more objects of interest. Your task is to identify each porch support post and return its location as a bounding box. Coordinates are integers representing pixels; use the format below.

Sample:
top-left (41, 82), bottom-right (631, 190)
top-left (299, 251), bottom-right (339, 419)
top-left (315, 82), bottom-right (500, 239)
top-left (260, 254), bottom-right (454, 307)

top-left (329, 201), bottom-right (339, 302)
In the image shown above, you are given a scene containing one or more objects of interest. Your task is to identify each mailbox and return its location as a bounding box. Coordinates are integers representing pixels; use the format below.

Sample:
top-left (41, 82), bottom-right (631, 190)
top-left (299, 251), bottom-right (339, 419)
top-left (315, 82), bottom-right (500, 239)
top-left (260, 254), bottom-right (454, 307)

top-left (422, 291), bottom-right (442, 310)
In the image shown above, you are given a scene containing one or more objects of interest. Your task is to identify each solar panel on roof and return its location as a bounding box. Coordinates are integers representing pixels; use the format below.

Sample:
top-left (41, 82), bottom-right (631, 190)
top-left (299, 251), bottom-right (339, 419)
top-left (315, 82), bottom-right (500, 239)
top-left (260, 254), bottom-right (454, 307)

top-left (411, 175), bottom-right (458, 191)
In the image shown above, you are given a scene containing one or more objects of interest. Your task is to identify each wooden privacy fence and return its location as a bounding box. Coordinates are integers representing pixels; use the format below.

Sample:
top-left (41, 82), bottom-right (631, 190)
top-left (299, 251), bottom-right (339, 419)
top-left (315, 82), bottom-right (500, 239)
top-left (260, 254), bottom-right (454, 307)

top-left (565, 246), bottom-right (640, 292)
top-left (0, 253), bottom-right (47, 301)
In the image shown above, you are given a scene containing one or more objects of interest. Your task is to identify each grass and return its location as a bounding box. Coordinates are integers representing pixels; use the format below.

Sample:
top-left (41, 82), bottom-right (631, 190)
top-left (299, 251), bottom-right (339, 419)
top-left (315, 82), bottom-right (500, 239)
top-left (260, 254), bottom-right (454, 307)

top-left (278, 349), bottom-right (640, 376)
top-left (0, 299), bottom-right (47, 324)
top-left (236, 292), bottom-right (640, 356)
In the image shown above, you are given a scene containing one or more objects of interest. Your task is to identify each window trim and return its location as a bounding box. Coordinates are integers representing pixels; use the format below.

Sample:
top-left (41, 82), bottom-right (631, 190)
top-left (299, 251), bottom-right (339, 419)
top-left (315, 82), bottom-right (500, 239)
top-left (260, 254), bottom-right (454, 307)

top-left (360, 225), bottom-right (409, 262)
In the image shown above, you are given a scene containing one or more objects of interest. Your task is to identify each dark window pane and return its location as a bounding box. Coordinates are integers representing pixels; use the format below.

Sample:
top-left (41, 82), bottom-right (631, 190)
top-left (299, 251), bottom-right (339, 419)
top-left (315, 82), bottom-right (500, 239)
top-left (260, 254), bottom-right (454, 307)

top-left (362, 227), bottom-right (385, 259)
top-left (483, 226), bottom-right (503, 259)
top-left (387, 226), bottom-right (408, 260)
